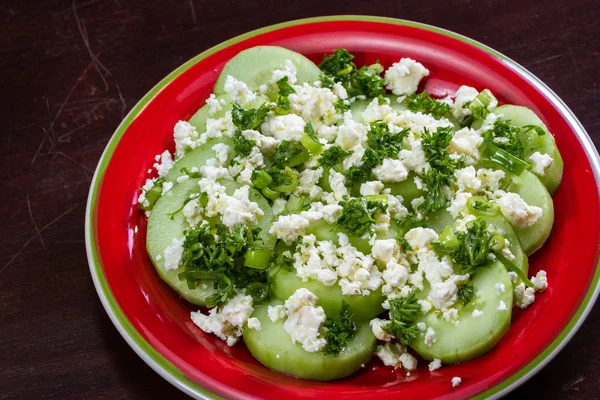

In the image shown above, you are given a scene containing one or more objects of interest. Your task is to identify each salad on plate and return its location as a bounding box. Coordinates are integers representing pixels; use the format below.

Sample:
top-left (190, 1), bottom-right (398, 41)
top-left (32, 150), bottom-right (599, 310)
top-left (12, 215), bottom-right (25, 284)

top-left (137, 46), bottom-right (562, 383)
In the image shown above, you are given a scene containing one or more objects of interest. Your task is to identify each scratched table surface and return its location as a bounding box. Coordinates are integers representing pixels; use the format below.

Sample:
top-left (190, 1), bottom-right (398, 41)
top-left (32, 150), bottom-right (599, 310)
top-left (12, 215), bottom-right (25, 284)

top-left (1, 0), bottom-right (599, 398)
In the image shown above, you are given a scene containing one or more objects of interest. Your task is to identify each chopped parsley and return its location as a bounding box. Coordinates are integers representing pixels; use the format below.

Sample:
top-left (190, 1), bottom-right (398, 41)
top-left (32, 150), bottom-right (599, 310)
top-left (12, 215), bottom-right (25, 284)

top-left (319, 48), bottom-right (385, 98)
top-left (233, 131), bottom-right (256, 157)
top-left (366, 121), bottom-right (409, 158)
top-left (273, 140), bottom-right (308, 168)
top-left (344, 147), bottom-right (382, 186)
top-left (336, 197), bottom-right (387, 237)
top-left (481, 118), bottom-right (525, 159)
top-left (178, 223), bottom-right (267, 306)
top-left (405, 91), bottom-right (452, 120)
top-left (431, 218), bottom-right (495, 275)
top-left (273, 76), bottom-right (295, 114)
top-left (231, 102), bottom-right (272, 131)
top-left (457, 284), bottom-right (475, 305)
top-left (319, 145), bottom-right (352, 167)
top-left (382, 292), bottom-right (421, 346)
top-left (323, 301), bottom-right (357, 356)
top-left (417, 126), bottom-right (462, 214)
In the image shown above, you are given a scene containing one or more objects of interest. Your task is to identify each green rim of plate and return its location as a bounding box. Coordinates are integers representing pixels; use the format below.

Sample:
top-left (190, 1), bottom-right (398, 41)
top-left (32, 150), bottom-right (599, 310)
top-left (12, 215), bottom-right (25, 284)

top-left (85, 15), bottom-right (600, 400)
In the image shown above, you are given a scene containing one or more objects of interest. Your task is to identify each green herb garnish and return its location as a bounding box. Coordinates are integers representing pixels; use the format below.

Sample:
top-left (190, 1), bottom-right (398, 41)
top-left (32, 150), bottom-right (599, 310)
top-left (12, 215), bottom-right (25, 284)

top-left (323, 301), bottom-right (357, 356)
top-left (336, 197), bottom-right (387, 237)
top-left (405, 91), bottom-right (452, 120)
top-left (382, 292), bottom-right (421, 346)
top-left (319, 49), bottom-right (385, 98)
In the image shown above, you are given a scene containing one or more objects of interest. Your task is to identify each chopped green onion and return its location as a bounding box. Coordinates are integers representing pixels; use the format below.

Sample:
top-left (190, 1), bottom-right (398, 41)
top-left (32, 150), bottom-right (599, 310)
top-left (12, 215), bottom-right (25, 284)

top-left (287, 147), bottom-right (310, 167)
top-left (468, 89), bottom-right (496, 113)
top-left (489, 234), bottom-right (506, 253)
top-left (495, 252), bottom-right (534, 288)
top-left (364, 194), bottom-right (388, 204)
top-left (467, 196), bottom-right (500, 217)
top-left (251, 170), bottom-right (273, 189)
top-left (244, 249), bottom-right (273, 269)
top-left (261, 187), bottom-right (279, 200)
top-left (481, 141), bottom-right (530, 175)
top-left (438, 226), bottom-right (461, 249)
top-left (272, 167), bottom-right (298, 193)
top-left (300, 132), bottom-right (324, 155)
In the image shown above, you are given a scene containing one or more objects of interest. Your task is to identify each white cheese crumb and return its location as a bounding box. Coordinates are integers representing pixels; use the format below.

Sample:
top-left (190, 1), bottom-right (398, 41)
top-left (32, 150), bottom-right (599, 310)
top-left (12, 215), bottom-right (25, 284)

top-left (247, 317), bottom-right (261, 331)
top-left (271, 198), bottom-right (287, 217)
top-left (173, 121), bottom-right (199, 158)
top-left (495, 283), bottom-right (506, 295)
top-left (153, 150), bottom-right (174, 177)
top-left (531, 270), bottom-right (548, 292)
top-left (452, 85), bottom-right (478, 121)
top-left (373, 159), bottom-right (409, 183)
top-left (493, 191), bottom-right (542, 229)
top-left (261, 113), bottom-right (306, 142)
top-left (269, 214), bottom-right (310, 244)
top-left (384, 58), bottom-right (430, 95)
top-left (497, 300), bottom-right (508, 311)
top-left (472, 309), bottom-right (484, 318)
top-left (163, 238), bottom-right (184, 271)
top-left (370, 318), bottom-right (393, 341)
top-left (267, 305), bottom-right (286, 322)
top-left (514, 283), bottom-right (536, 309)
top-left (282, 288), bottom-right (327, 352)
top-left (428, 359), bottom-right (442, 372)
top-left (360, 181), bottom-right (385, 196)
top-left (223, 75), bottom-right (256, 106)
top-left (424, 327), bottom-right (437, 346)
top-left (529, 151), bottom-right (553, 176)
top-left (452, 376), bottom-right (462, 387)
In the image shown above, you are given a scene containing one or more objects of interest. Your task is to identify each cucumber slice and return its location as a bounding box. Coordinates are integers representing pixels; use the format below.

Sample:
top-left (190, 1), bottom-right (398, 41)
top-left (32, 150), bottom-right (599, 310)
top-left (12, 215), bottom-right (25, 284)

top-left (509, 170), bottom-right (554, 255)
top-left (272, 270), bottom-right (385, 321)
top-left (213, 46), bottom-right (322, 94)
top-left (243, 299), bottom-right (375, 380)
top-left (493, 105), bottom-right (563, 195)
top-left (164, 138), bottom-right (234, 183)
top-left (147, 178), bottom-right (216, 305)
top-left (411, 260), bottom-right (513, 364)
top-left (423, 209), bottom-right (455, 234)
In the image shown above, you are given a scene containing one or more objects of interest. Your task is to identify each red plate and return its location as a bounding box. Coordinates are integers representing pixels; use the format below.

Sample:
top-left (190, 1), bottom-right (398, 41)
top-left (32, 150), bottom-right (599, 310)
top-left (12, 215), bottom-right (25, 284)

top-left (86, 16), bottom-right (600, 399)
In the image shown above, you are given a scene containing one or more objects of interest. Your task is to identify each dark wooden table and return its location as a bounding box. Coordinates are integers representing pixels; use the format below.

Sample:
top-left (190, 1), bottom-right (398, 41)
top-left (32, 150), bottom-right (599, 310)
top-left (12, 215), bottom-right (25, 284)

top-left (1, 0), bottom-right (599, 398)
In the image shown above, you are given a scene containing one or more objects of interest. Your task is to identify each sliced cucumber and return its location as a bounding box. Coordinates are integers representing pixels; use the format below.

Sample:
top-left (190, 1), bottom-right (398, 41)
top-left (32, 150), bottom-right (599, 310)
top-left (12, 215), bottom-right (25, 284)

top-left (423, 208), bottom-right (455, 234)
top-left (243, 299), bottom-right (375, 380)
top-left (147, 178), bottom-right (216, 305)
top-left (411, 260), bottom-right (513, 364)
top-left (509, 170), bottom-right (554, 255)
top-left (164, 137), bottom-right (234, 183)
top-left (272, 270), bottom-right (385, 321)
top-left (214, 46), bottom-right (322, 94)
top-left (493, 105), bottom-right (563, 195)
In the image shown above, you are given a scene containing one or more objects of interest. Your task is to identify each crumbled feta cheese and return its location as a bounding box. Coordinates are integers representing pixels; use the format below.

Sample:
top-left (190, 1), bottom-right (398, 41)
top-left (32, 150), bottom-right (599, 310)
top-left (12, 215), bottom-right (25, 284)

top-left (454, 166), bottom-right (482, 191)
top-left (442, 308), bottom-right (459, 324)
top-left (288, 83), bottom-right (340, 129)
top-left (223, 75), bottom-right (256, 105)
top-left (429, 359), bottom-right (442, 372)
top-left (493, 191), bottom-right (543, 229)
top-left (384, 58), bottom-right (430, 96)
top-left (531, 270), bottom-right (548, 292)
top-left (191, 293), bottom-right (254, 346)
top-left (424, 327), bottom-right (437, 346)
top-left (514, 283), bottom-right (536, 309)
top-left (308, 202), bottom-right (343, 224)
top-left (332, 82), bottom-right (348, 99)
top-left (373, 159), bottom-right (409, 183)
top-left (282, 289), bottom-right (327, 352)
top-left (376, 343), bottom-right (417, 371)
top-left (247, 317), bottom-right (262, 331)
top-left (416, 322), bottom-right (427, 331)
top-left (387, 195), bottom-right (409, 219)
top-left (267, 305), bottom-right (286, 322)
top-left (452, 377), bottom-right (462, 388)
top-left (261, 114), bottom-right (306, 141)
top-left (176, 174), bottom-right (190, 183)
top-left (272, 198), bottom-right (287, 217)
top-left (508, 271), bottom-right (518, 284)
top-left (371, 239), bottom-right (400, 264)
top-left (242, 129), bottom-right (280, 152)
top-left (449, 127), bottom-right (483, 157)
top-left (381, 259), bottom-right (410, 295)
top-left (269, 214), bottom-right (310, 244)
top-left (405, 227), bottom-right (438, 250)
top-left (447, 191), bottom-right (473, 218)
top-left (411, 196), bottom-right (425, 210)
top-left (497, 300), bottom-right (508, 311)
top-left (153, 150), bottom-right (174, 177)
top-left (212, 143), bottom-right (231, 166)
top-left (502, 239), bottom-right (516, 261)
top-left (329, 169), bottom-right (349, 201)
top-left (163, 238), bottom-right (184, 271)
top-left (203, 112), bottom-right (236, 142)
top-left (206, 94), bottom-right (223, 116)
top-left (495, 283), bottom-right (506, 295)
top-left (198, 178), bottom-right (263, 228)
top-left (419, 299), bottom-right (433, 314)
top-left (452, 85), bottom-right (478, 121)
top-left (335, 111), bottom-right (368, 150)
top-left (370, 318), bottom-right (393, 341)
top-left (360, 181), bottom-right (385, 196)
top-left (270, 59), bottom-right (298, 85)
top-left (295, 167), bottom-right (324, 200)
top-left (161, 181), bottom-right (173, 195)
top-left (529, 152), bottom-right (553, 176)
top-left (173, 121), bottom-right (200, 158)
top-left (182, 198), bottom-right (203, 227)
top-left (477, 168), bottom-right (505, 191)
top-left (472, 309), bottom-right (484, 318)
